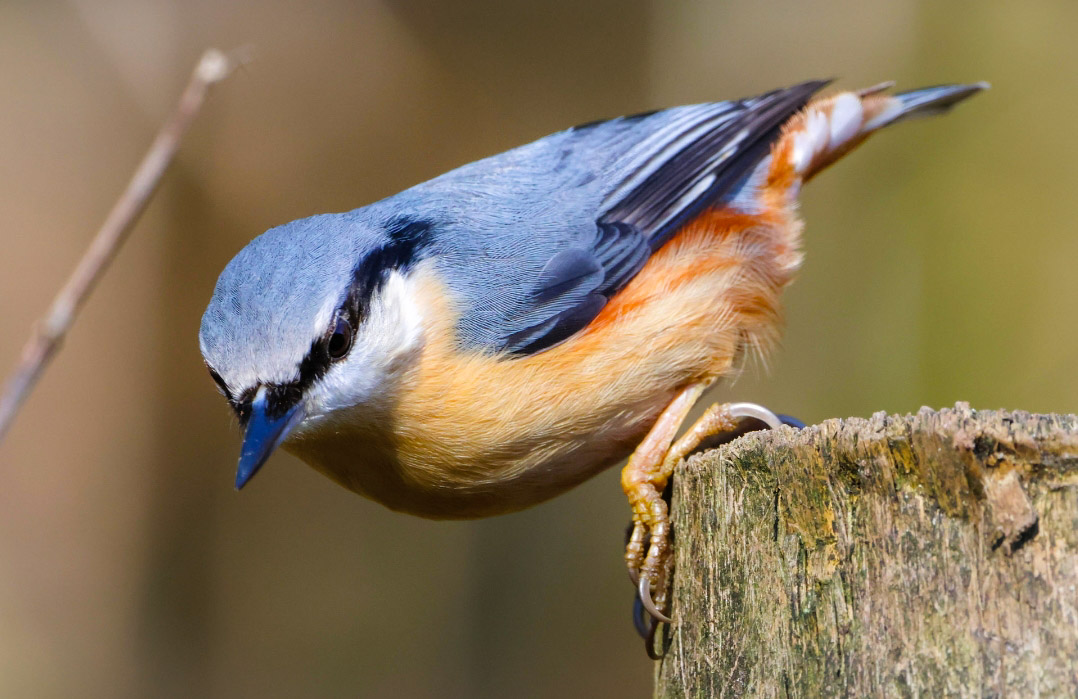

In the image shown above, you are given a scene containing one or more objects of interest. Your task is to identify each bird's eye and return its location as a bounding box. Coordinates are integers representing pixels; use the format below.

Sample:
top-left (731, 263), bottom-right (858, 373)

top-left (327, 317), bottom-right (353, 360)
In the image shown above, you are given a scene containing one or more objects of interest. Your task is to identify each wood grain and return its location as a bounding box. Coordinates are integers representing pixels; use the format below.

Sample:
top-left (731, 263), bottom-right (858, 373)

top-left (654, 403), bottom-right (1078, 698)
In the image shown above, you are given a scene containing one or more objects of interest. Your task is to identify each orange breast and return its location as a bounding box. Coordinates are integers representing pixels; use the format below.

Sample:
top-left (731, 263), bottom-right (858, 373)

top-left (289, 124), bottom-right (810, 518)
top-left (280, 84), bottom-right (967, 518)
top-left (318, 195), bottom-right (802, 518)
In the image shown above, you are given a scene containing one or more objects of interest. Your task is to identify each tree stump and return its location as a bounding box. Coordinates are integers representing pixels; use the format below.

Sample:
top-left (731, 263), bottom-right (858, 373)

top-left (654, 403), bottom-right (1078, 698)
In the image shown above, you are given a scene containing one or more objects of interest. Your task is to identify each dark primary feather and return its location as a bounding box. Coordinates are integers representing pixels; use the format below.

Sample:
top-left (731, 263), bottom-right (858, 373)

top-left (498, 80), bottom-right (826, 354)
top-left (358, 81), bottom-right (826, 357)
top-left (599, 80), bottom-right (828, 249)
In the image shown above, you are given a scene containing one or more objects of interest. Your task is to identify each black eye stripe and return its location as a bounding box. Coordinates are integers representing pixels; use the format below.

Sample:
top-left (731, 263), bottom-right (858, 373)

top-left (207, 364), bottom-right (252, 423)
top-left (265, 383), bottom-right (303, 419)
top-left (208, 218), bottom-right (434, 423)
top-left (235, 398), bottom-right (253, 425)
top-left (254, 215), bottom-right (435, 419)
top-left (341, 216), bottom-right (433, 328)
top-left (207, 366), bottom-right (231, 399)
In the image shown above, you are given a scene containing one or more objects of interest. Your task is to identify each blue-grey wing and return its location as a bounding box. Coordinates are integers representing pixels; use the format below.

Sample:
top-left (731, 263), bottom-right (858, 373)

top-left (393, 80), bottom-right (826, 355)
top-left (497, 221), bottom-right (649, 353)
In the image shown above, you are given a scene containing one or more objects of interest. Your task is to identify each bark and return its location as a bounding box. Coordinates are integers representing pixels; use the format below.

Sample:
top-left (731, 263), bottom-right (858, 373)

top-left (654, 403), bottom-right (1078, 698)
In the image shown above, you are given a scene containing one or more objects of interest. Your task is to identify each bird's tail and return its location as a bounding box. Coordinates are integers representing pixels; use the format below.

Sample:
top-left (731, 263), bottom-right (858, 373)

top-left (775, 81), bottom-right (989, 184)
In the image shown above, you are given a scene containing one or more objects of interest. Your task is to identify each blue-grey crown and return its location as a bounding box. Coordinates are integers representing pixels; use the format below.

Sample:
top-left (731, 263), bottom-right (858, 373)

top-left (200, 212), bottom-right (381, 392)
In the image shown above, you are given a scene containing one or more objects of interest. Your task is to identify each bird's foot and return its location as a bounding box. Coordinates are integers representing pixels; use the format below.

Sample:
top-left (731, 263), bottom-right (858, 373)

top-left (623, 392), bottom-right (797, 656)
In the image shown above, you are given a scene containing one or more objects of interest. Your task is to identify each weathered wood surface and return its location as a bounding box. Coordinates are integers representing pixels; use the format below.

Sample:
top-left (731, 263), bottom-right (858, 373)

top-left (654, 403), bottom-right (1078, 698)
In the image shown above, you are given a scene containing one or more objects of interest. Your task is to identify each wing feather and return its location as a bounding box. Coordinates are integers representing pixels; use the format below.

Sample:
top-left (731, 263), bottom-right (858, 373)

top-left (417, 81), bottom-right (828, 355)
top-left (498, 81), bottom-right (825, 355)
top-left (599, 80), bottom-right (828, 248)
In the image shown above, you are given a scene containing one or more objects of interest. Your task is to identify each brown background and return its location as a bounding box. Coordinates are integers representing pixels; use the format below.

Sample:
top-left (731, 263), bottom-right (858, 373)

top-left (1, 1), bottom-right (1075, 697)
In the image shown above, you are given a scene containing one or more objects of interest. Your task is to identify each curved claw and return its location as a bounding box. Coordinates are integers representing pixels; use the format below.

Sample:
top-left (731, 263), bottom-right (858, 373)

top-left (727, 402), bottom-right (784, 430)
top-left (633, 594), bottom-right (665, 657)
top-left (638, 576), bottom-right (673, 624)
top-left (777, 413), bottom-right (806, 429)
top-left (645, 618), bottom-right (664, 660)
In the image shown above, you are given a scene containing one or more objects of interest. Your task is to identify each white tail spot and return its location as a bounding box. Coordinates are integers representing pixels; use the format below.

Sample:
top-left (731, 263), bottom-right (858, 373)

top-left (828, 93), bottom-right (864, 150)
top-left (792, 93), bottom-right (867, 175)
top-left (791, 108), bottom-right (827, 174)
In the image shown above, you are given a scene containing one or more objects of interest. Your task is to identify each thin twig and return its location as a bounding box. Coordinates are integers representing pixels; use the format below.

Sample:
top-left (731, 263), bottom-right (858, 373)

top-left (0, 48), bottom-right (243, 444)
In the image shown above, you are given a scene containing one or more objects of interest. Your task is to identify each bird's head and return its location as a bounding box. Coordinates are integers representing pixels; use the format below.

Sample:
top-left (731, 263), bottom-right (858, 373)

top-left (199, 212), bottom-right (433, 488)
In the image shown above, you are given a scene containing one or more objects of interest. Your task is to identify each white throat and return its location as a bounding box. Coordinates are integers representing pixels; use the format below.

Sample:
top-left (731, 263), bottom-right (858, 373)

top-left (299, 270), bottom-right (426, 430)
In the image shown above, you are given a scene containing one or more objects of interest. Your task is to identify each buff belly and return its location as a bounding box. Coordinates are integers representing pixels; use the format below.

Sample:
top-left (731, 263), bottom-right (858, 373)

top-left (277, 86), bottom-right (986, 518)
top-left (286, 200), bottom-right (801, 519)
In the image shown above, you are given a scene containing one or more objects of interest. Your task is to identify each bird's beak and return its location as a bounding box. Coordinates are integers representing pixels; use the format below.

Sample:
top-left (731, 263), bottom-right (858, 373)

top-left (235, 390), bottom-right (305, 490)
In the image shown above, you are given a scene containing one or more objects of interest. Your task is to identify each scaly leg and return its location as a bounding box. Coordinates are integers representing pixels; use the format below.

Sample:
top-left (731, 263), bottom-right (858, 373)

top-left (622, 384), bottom-right (707, 617)
top-left (624, 394), bottom-right (784, 627)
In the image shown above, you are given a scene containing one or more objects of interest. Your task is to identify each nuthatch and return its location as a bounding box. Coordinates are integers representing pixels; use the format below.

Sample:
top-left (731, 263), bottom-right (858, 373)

top-left (200, 80), bottom-right (985, 630)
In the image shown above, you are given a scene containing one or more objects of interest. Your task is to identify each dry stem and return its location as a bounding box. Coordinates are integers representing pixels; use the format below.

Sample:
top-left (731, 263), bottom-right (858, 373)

top-left (0, 48), bottom-right (243, 443)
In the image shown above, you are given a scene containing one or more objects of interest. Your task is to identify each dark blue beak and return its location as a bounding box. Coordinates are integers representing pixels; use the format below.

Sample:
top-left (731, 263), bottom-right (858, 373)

top-left (235, 392), bottom-right (304, 490)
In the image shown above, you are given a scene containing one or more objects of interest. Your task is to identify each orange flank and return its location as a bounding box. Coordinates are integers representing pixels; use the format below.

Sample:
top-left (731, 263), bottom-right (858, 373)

top-left (285, 84), bottom-right (974, 522)
top-left (296, 170), bottom-right (805, 518)
top-left (584, 206), bottom-right (794, 338)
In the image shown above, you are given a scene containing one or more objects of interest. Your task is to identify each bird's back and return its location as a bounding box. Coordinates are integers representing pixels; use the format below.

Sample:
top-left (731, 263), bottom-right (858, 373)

top-left (368, 81), bottom-right (825, 355)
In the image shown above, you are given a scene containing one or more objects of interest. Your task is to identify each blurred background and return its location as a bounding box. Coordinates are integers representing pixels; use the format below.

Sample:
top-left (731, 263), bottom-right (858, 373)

top-left (0, 1), bottom-right (1075, 697)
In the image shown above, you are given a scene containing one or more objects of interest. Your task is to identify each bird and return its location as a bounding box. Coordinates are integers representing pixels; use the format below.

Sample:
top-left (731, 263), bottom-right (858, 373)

top-left (200, 79), bottom-right (985, 630)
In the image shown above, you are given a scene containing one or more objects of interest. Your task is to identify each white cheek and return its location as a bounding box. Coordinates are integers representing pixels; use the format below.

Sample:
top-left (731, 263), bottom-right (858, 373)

top-left (302, 271), bottom-right (425, 420)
